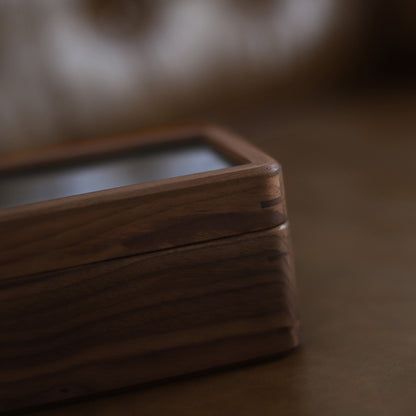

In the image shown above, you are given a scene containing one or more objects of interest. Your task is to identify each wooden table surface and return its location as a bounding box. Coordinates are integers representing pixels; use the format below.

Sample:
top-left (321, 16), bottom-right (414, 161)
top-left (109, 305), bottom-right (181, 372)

top-left (30, 91), bottom-right (416, 416)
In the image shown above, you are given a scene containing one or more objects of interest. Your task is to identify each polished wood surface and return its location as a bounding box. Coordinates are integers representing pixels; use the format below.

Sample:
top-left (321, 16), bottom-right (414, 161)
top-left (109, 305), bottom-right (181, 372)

top-left (0, 124), bottom-right (286, 279)
top-left (16, 92), bottom-right (416, 415)
top-left (0, 223), bottom-right (297, 414)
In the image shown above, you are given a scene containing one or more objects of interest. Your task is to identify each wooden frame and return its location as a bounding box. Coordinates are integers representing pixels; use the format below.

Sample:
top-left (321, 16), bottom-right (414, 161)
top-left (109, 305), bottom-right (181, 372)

top-left (0, 124), bottom-right (298, 414)
top-left (0, 123), bottom-right (287, 279)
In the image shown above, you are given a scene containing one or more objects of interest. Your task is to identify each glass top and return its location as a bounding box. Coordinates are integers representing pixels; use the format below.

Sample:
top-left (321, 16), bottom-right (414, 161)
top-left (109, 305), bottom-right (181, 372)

top-left (0, 141), bottom-right (235, 209)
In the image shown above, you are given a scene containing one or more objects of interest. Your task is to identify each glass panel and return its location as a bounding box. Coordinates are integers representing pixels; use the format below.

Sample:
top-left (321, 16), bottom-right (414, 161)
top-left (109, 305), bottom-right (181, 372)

top-left (0, 141), bottom-right (235, 209)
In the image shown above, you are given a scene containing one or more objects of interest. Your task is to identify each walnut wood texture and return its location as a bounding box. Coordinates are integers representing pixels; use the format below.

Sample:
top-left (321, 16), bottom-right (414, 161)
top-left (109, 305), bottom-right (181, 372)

top-left (0, 222), bottom-right (298, 414)
top-left (0, 124), bottom-right (287, 279)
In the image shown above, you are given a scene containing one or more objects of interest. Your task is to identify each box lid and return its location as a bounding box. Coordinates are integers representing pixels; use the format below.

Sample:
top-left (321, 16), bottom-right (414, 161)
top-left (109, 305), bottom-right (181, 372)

top-left (0, 123), bottom-right (287, 279)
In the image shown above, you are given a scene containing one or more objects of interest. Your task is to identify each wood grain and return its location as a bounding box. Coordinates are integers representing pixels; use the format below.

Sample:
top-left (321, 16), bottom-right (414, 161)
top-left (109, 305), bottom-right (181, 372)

top-left (0, 123), bottom-right (287, 279)
top-left (0, 222), bottom-right (298, 414)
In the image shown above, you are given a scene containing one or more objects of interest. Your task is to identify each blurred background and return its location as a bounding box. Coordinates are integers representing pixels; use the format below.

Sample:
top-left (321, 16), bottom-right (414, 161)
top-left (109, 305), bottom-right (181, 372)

top-left (0, 0), bottom-right (415, 152)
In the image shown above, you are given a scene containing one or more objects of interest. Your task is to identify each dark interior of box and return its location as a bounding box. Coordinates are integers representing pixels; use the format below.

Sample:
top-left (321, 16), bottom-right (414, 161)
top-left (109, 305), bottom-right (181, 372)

top-left (0, 140), bottom-right (235, 209)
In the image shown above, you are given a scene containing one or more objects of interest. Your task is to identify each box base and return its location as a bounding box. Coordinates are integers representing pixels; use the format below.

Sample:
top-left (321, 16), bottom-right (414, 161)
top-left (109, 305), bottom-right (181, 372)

top-left (0, 222), bottom-right (298, 413)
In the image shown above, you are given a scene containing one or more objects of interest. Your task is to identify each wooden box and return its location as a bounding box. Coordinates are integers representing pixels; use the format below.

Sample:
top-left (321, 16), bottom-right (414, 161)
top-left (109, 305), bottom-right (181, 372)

top-left (0, 124), bottom-right (299, 413)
